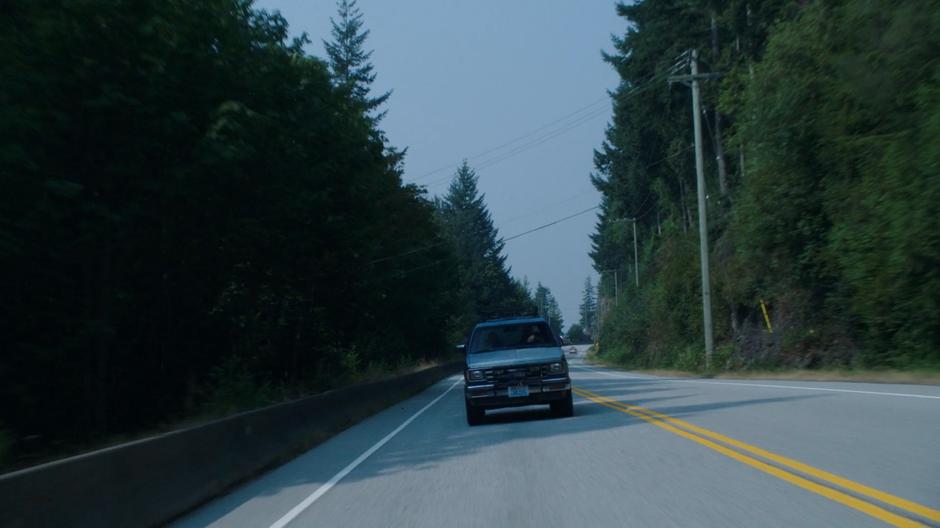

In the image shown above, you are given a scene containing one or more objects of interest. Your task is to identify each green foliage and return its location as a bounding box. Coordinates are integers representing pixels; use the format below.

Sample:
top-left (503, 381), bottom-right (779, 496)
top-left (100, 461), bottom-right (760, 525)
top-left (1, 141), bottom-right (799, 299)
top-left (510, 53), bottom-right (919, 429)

top-left (324, 0), bottom-right (391, 118)
top-left (0, 427), bottom-right (9, 467)
top-left (341, 349), bottom-right (362, 379)
top-left (596, 225), bottom-right (703, 368)
top-left (0, 0), bottom-right (460, 465)
top-left (672, 345), bottom-right (705, 373)
top-left (734, 0), bottom-right (940, 366)
top-left (578, 276), bottom-right (597, 336)
top-left (592, 0), bottom-right (940, 371)
top-left (438, 161), bottom-right (535, 332)
top-left (566, 324), bottom-right (589, 344)
top-left (534, 283), bottom-right (564, 335)
top-left (200, 357), bottom-right (277, 418)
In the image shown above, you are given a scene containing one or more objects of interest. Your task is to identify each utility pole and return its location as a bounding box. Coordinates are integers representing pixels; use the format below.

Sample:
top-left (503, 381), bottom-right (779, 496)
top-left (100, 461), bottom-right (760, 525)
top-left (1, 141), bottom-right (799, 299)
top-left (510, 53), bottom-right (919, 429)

top-left (613, 217), bottom-right (641, 289)
top-left (631, 218), bottom-right (639, 288)
top-left (669, 49), bottom-right (716, 368)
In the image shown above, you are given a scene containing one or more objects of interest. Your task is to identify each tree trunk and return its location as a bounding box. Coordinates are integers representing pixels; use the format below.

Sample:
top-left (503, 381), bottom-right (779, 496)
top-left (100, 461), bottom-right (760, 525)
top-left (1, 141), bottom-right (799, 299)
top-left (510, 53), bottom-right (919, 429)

top-left (678, 177), bottom-right (691, 232)
top-left (711, 12), bottom-right (729, 196)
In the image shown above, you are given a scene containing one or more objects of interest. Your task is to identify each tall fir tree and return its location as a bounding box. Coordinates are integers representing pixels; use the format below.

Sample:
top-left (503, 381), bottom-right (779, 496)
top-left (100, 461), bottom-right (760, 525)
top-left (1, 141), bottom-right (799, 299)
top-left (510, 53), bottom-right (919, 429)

top-left (579, 276), bottom-right (596, 336)
top-left (324, 0), bottom-right (391, 119)
top-left (534, 283), bottom-right (564, 336)
top-left (439, 161), bottom-right (524, 322)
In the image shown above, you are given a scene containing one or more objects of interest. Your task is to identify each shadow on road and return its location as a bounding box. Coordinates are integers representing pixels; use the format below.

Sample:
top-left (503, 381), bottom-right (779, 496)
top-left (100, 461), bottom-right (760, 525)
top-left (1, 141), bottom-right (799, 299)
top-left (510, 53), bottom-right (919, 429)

top-left (177, 367), bottom-right (826, 526)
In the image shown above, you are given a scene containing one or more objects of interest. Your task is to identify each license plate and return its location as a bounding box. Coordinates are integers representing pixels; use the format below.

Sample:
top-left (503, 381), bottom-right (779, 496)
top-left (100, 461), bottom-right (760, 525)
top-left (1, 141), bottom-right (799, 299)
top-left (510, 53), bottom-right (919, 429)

top-left (508, 384), bottom-right (529, 398)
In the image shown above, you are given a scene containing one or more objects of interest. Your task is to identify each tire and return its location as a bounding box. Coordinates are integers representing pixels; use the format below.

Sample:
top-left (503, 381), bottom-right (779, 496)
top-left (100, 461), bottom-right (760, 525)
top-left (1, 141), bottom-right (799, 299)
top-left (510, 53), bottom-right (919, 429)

top-left (466, 399), bottom-right (485, 426)
top-left (551, 390), bottom-right (574, 418)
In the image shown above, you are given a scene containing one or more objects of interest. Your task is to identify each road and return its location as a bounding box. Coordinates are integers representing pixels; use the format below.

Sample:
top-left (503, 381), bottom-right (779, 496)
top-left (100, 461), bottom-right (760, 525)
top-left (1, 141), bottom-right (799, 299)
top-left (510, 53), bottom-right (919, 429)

top-left (174, 348), bottom-right (940, 527)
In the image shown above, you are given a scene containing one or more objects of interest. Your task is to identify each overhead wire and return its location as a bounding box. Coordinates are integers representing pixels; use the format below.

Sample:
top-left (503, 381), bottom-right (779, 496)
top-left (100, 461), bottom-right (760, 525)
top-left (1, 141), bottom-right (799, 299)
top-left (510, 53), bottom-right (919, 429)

top-left (502, 205), bottom-right (600, 244)
top-left (366, 205), bottom-right (602, 284)
top-left (470, 69), bottom-right (681, 174)
top-left (367, 144), bottom-right (698, 278)
top-left (365, 64), bottom-right (695, 280)
top-left (410, 95), bottom-right (610, 182)
top-left (500, 188), bottom-right (597, 227)
top-left (418, 105), bottom-right (612, 188)
top-left (415, 68), bottom-right (678, 188)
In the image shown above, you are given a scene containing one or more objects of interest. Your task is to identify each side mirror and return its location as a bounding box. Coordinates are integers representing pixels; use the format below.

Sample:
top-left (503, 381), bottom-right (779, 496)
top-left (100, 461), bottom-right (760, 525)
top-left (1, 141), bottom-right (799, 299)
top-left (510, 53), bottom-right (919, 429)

top-left (456, 344), bottom-right (466, 356)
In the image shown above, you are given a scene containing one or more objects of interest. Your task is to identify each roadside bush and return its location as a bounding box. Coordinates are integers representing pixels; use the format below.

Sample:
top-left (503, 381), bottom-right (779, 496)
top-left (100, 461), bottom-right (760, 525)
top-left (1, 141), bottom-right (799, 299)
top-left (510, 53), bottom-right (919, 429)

top-left (672, 345), bottom-right (704, 372)
top-left (0, 427), bottom-right (10, 467)
top-left (200, 357), bottom-right (276, 417)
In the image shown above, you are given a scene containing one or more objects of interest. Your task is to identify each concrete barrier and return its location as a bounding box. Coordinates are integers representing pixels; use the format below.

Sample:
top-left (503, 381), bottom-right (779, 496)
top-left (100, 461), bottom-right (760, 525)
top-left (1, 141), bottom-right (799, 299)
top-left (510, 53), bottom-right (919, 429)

top-left (0, 362), bottom-right (462, 528)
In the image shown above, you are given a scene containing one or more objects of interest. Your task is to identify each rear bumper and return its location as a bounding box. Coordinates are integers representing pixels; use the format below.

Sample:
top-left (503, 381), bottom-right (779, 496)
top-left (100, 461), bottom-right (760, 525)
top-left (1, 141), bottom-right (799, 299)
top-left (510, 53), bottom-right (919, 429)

top-left (465, 377), bottom-right (570, 409)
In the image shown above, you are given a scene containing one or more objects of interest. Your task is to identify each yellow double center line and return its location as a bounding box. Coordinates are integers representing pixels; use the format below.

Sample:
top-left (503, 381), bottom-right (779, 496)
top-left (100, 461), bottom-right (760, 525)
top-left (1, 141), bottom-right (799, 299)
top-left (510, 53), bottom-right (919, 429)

top-left (572, 386), bottom-right (940, 527)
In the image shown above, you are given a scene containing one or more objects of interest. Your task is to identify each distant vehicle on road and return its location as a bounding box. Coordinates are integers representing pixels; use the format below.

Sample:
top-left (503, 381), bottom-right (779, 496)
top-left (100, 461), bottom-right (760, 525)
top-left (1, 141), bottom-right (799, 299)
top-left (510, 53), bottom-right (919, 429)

top-left (458, 316), bottom-right (573, 425)
top-left (566, 346), bottom-right (578, 356)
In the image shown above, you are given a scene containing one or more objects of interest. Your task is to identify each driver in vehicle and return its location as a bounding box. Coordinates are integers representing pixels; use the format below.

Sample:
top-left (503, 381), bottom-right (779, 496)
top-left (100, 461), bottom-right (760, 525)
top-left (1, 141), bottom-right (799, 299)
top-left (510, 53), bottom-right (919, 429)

top-left (524, 325), bottom-right (547, 345)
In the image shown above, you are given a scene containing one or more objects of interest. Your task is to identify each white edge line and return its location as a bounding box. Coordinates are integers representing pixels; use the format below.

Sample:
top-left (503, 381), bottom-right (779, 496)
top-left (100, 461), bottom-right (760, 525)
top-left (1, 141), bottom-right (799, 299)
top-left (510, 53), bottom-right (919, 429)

top-left (269, 377), bottom-right (463, 528)
top-left (573, 364), bottom-right (940, 400)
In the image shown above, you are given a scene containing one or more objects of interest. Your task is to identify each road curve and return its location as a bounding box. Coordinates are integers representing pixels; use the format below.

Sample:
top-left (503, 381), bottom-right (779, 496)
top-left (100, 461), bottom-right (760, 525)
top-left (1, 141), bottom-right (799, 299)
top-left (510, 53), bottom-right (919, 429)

top-left (173, 353), bottom-right (940, 527)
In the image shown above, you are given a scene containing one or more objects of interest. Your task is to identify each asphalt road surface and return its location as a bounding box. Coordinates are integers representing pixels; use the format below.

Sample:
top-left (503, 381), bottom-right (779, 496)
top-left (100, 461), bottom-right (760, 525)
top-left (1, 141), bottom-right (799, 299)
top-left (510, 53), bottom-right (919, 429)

top-left (174, 348), bottom-right (940, 527)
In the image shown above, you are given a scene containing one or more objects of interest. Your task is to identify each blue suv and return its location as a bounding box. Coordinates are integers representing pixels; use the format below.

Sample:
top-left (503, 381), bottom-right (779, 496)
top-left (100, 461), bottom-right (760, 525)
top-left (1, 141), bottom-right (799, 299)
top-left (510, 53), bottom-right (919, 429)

top-left (460, 316), bottom-right (573, 426)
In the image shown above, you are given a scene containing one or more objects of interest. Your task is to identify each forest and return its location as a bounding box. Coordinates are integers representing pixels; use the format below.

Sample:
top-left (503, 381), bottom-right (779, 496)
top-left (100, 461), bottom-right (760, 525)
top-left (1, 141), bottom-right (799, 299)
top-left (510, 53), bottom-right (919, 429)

top-left (0, 0), bottom-right (551, 469)
top-left (590, 0), bottom-right (940, 371)
top-left (5, 0), bottom-right (935, 473)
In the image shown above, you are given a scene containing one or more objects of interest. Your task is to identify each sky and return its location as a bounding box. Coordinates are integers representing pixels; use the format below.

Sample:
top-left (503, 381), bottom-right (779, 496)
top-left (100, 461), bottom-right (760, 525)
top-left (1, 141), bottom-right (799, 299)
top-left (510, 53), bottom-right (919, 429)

top-left (254, 0), bottom-right (625, 328)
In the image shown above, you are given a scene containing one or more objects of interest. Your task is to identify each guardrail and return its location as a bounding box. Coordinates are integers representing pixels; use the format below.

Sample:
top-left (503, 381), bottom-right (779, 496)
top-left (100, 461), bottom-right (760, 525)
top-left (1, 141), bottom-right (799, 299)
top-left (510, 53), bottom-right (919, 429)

top-left (0, 361), bottom-right (462, 528)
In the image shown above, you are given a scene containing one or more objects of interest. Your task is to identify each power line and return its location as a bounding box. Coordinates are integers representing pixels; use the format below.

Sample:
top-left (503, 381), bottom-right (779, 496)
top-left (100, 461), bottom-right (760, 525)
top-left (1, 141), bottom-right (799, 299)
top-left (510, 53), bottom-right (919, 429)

top-left (503, 205), bottom-right (599, 243)
top-left (367, 204), bottom-right (602, 284)
top-left (632, 194), bottom-right (660, 221)
top-left (371, 256), bottom-right (452, 283)
top-left (474, 109), bottom-right (608, 170)
top-left (369, 185), bottom-right (597, 266)
top-left (500, 188), bottom-right (597, 227)
top-left (370, 142), bottom-right (697, 268)
top-left (415, 69), bottom-right (676, 188)
top-left (470, 71), bottom-right (675, 172)
top-left (411, 96), bottom-right (610, 182)
top-left (367, 238), bottom-right (449, 265)
top-left (419, 106), bottom-right (612, 188)
top-left (366, 68), bottom-right (695, 273)
top-left (593, 143), bottom-right (695, 221)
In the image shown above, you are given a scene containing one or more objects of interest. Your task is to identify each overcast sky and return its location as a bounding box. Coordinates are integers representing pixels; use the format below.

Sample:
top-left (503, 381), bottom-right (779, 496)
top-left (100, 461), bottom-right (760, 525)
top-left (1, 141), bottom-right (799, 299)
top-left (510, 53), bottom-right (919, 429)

top-left (255, 0), bottom-right (624, 327)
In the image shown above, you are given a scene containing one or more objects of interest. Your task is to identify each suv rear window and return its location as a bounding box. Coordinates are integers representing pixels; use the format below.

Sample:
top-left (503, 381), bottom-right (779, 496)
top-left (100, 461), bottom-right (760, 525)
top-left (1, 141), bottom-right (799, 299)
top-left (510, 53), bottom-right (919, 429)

top-left (469, 322), bottom-right (557, 354)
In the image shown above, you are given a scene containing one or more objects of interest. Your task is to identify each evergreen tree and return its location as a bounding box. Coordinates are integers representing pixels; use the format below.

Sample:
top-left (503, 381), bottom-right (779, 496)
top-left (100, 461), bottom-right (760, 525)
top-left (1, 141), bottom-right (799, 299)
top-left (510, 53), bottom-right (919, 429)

top-left (590, 0), bottom-right (940, 369)
top-left (566, 324), bottom-right (589, 344)
top-left (547, 295), bottom-right (564, 337)
top-left (510, 277), bottom-right (538, 314)
top-left (579, 277), bottom-right (597, 337)
top-left (438, 161), bottom-right (524, 322)
top-left (323, 0), bottom-right (391, 118)
top-left (0, 0), bottom-right (457, 467)
top-left (534, 283), bottom-right (564, 336)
